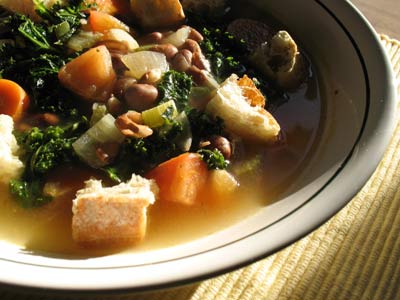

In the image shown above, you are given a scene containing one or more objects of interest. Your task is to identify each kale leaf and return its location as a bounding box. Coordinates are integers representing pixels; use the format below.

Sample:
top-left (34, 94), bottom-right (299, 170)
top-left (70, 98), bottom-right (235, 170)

top-left (200, 27), bottom-right (247, 82)
top-left (157, 70), bottom-right (193, 112)
top-left (103, 129), bottom-right (184, 183)
top-left (10, 117), bottom-right (88, 208)
top-left (33, 0), bottom-right (88, 45)
top-left (198, 149), bottom-right (228, 170)
top-left (187, 109), bottom-right (224, 150)
top-left (0, 1), bottom-right (88, 116)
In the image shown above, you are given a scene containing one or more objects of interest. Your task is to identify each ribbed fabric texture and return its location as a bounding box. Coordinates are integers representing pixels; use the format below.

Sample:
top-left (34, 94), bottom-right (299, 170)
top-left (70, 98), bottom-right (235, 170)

top-left (1, 35), bottom-right (399, 300)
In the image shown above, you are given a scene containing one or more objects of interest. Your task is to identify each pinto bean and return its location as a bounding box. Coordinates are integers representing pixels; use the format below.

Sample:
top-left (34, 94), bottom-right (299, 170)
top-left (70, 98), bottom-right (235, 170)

top-left (114, 77), bottom-right (138, 99)
top-left (187, 65), bottom-right (208, 85)
top-left (207, 135), bottom-right (232, 159)
top-left (124, 83), bottom-right (158, 111)
top-left (171, 49), bottom-right (193, 72)
top-left (139, 31), bottom-right (163, 44)
top-left (188, 28), bottom-right (204, 42)
top-left (149, 43), bottom-right (178, 60)
top-left (182, 39), bottom-right (201, 53)
top-left (192, 51), bottom-right (210, 71)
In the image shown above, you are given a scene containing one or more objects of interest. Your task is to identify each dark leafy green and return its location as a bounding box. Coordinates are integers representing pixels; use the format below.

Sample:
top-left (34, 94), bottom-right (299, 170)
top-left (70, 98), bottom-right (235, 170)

top-left (200, 27), bottom-right (247, 82)
top-left (198, 149), bottom-right (228, 170)
top-left (157, 70), bottom-right (193, 112)
top-left (0, 0), bottom-right (88, 115)
top-left (187, 109), bottom-right (224, 150)
top-left (10, 117), bottom-right (88, 208)
top-left (103, 128), bottom-right (184, 183)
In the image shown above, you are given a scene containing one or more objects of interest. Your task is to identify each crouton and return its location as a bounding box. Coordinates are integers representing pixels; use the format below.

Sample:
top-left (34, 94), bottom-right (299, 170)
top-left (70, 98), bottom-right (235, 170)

top-left (72, 174), bottom-right (158, 247)
top-left (0, 114), bottom-right (24, 184)
top-left (206, 74), bottom-right (280, 143)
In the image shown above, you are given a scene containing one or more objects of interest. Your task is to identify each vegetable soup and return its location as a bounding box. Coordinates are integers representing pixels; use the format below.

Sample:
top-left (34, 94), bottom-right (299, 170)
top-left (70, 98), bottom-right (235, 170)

top-left (0, 0), bottom-right (321, 256)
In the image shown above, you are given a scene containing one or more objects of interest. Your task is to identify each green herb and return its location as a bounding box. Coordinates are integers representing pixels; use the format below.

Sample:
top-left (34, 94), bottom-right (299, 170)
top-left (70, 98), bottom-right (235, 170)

top-left (103, 129), bottom-right (184, 183)
top-left (198, 149), bottom-right (228, 170)
top-left (0, 1), bottom-right (88, 115)
top-left (10, 117), bottom-right (88, 208)
top-left (200, 27), bottom-right (247, 82)
top-left (157, 70), bottom-right (193, 112)
top-left (9, 179), bottom-right (52, 208)
top-left (187, 109), bottom-right (224, 150)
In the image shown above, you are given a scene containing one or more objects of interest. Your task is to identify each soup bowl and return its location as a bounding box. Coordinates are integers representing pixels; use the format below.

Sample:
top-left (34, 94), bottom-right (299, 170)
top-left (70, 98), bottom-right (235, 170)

top-left (0, 0), bottom-right (397, 295)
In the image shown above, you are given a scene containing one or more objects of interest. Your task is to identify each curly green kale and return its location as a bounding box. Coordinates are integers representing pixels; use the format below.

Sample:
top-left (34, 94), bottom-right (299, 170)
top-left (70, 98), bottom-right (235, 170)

top-left (0, 1), bottom-right (88, 115)
top-left (157, 70), bottom-right (193, 112)
top-left (200, 27), bottom-right (247, 82)
top-left (103, 128), bottom-right (184, 183)
top-left (10, 118), bottom-right (88, 208)
top-left (198, 149), bottom-right (228, 170)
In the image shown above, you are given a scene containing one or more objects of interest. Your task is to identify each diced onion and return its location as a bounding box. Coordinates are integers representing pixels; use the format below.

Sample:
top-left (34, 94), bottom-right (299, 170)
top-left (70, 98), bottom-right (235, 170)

top-left (174, 111), bottom-right (192, 152)
top-left (73, 114), bottom-right (125, 168)
top-left (67, 30), bottom-right (103, 52)
top-left (162, 27), bottom-right (191, 47)
top-left (121, 51), bottom-right (169, 79)
top-left (101, 29), bottom-right (139, 52)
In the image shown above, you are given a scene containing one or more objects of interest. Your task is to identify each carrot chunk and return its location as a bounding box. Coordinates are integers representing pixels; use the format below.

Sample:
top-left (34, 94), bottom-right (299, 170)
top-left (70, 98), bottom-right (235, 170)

top-left (86, 0), bottom-right (131, 16)
top-left (58, 45), bottom-right (116, 102)
top-left (146, 153), bottom-right (208, 205)
top-left (85, 10), bottom-right (130, 33)
top-left (0, 79), bottom-right (30, 121)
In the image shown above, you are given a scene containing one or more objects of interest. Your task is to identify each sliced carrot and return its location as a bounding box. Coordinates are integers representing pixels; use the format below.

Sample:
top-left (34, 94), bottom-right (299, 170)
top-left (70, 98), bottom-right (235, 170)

top-left (0, 79), bottom-right (30, 121)
top-left (58, 45), bottom-right (116, 102)
top-left (84, 10), bottom-right (130, 33)
top-left (146, 153), bottom-right (208, 205)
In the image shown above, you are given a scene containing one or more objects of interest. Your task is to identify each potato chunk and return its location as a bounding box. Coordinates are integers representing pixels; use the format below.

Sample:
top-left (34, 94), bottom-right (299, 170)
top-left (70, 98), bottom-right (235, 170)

top-left (130, 0), bottom-right (185, 28)
top-left (58, 45), bottom-right (116, 102)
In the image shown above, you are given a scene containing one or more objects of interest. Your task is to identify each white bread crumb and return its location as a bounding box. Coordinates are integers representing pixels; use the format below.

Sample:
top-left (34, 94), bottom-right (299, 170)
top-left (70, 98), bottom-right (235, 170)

top-left (72, 174), bottom-right (158, 247)
top-left (206, 74), bottom-right (280, 143)
top-left (0, 114), bottom-right (24, 184)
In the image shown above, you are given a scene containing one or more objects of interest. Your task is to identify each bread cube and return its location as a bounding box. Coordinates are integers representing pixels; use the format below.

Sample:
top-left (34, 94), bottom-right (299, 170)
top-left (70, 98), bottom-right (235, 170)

top-left (0, 114), bottom-right (24, 184)
top-left (72, 175), bottom-right (158, 247)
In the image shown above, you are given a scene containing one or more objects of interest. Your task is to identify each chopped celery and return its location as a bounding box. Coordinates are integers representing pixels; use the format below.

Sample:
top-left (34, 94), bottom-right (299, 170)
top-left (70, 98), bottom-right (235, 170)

top-left (142, 100), bottom-right (178, 128)
top-left (174, 111), bottom-right (192, 152)
top-left (90, 103), bottom-right (108, 126)
top-left (72, 114), bottom-right (125, 168)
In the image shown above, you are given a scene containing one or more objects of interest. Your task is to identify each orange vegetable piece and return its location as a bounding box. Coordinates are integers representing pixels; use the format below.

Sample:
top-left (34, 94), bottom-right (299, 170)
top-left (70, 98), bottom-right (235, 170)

top-left (85, 10), bottom-right (130, 33)
top-left (237, 75), bottom-right (266, 107)
top-left (146, 153), bottom-right (208, 205)
top-left (0, 79), bottom-right (30, 121)
top-left (85, 0), bottom-right (131, 16)
top-left (58, 45), bottom-right (116, 102)
top-left (130, 0), bottom-right (185, 29)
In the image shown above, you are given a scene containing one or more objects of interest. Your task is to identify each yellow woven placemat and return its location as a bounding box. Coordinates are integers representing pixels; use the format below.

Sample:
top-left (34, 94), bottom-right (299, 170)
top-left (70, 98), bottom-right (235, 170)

top-left (1, 35), bottom-right (399, 300)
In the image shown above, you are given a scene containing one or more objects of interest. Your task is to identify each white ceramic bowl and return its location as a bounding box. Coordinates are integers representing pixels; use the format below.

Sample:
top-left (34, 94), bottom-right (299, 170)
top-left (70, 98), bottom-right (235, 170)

top-left (0, 0), bottom-right (397, 295)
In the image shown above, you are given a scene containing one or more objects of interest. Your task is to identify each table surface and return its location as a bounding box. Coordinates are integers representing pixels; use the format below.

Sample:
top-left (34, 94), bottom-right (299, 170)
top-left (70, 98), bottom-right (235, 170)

top-left (351, 0), bottom-right (400, 40)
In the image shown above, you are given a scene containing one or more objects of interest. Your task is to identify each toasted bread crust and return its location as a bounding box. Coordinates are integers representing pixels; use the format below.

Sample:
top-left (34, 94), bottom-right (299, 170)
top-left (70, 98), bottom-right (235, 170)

top-left (72, 175), bottom-right (158, 247)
